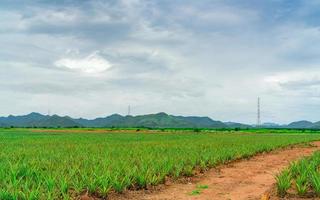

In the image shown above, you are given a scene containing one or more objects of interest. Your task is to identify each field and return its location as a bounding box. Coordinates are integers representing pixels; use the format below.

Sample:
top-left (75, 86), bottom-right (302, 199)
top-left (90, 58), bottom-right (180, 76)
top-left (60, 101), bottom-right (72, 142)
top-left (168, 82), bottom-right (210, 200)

top-left (276, 150), bottom-right (320, 198)
top-left (1, 129), bottom-right (320, 199)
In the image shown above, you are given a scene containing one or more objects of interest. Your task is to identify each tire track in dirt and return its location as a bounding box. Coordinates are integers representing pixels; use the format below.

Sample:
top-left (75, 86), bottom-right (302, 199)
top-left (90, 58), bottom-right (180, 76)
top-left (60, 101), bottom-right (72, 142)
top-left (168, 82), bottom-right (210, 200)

top-left (112, 141), bottom-right (320, 200)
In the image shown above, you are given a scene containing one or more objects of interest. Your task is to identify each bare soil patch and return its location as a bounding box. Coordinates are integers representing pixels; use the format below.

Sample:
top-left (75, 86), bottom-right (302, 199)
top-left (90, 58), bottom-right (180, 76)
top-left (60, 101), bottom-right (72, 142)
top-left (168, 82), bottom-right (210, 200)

top-left (108, 141), bottom-right (320, 200)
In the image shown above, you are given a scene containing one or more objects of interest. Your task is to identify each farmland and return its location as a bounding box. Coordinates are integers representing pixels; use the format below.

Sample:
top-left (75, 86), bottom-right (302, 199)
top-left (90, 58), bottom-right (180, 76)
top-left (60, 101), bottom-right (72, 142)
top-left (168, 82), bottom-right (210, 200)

top-left (0, 129), bottom-right (320, 199)
top-left (276, 150), bottom-right (320, 198)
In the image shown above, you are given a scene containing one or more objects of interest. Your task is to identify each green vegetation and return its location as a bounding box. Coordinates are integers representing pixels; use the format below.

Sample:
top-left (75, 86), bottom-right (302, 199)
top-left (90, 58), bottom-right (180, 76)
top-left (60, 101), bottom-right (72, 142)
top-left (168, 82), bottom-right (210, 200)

top-left (276, 169), bottom-right (291, 197)
top-left (189, 184), bottom-right (209, 195)
top-left (0, 129), bottom-right (320, 199)
top-left (197, 184), bottom-right (209, 189)
top-left (276, 151), bottom-right (320, 197)
top-left (190, 189), bottom-right (201, 195)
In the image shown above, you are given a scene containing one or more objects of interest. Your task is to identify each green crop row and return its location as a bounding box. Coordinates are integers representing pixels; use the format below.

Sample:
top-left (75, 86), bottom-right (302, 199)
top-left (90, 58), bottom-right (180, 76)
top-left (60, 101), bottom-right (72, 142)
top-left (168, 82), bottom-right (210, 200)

top-left (0, 129), bottom-right (319, 199)
top-left (276, 151), bottom-right (320, 197)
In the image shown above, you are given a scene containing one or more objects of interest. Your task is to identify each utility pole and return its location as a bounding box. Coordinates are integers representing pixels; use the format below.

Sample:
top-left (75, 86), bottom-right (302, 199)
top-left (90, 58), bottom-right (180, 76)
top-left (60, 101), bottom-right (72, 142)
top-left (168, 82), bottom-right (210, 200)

top-left (257, 97), bottom-right (261, 126)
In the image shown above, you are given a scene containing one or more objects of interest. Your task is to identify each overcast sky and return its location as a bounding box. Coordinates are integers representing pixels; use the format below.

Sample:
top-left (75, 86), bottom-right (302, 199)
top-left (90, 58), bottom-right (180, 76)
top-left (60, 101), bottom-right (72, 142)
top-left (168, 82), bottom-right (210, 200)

top-left (1, 0), bottom-right (320, 124)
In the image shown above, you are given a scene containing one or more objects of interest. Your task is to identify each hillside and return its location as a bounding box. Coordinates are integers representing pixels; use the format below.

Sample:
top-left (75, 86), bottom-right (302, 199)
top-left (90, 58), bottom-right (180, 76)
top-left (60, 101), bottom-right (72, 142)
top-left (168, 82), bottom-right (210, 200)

top-left (76, 113), bottom-right (227, 128)
top-left (260, 122), bottom-right (282, 128)
top-left (0, 112), bottom-right (229, 128)
top-left (178, 116), bottom-right (227, 128)
top-left (1, 112), bottom-right (320, 129)
top-left (311, 121), bottom-right (320, 129)
top-left (287, 120), bottom-right (314, 129)
top-left (0, 112), bottom-right (49, 127)
top-left (120, 113), bottom-right (193, 128)
top-left (224, 122), bottom-right (252, 129)
top-left (38, 115), bottom-right (81, 128)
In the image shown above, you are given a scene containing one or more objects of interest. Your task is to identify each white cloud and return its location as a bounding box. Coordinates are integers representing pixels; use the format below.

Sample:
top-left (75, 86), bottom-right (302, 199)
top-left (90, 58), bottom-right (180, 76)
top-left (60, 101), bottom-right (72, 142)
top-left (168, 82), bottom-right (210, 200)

top-left (55, 52), bottom-right (112, 74)
top-left (177, 5), bottom-right (258, 26)
top-left (0, 12), bottom-right (26, 33)
top-left (3, 0), bottom-right (320, 123)
top-left (263, 69), bottom-right (320, 99)
top-left (265, 70), bottom-right (320, 86)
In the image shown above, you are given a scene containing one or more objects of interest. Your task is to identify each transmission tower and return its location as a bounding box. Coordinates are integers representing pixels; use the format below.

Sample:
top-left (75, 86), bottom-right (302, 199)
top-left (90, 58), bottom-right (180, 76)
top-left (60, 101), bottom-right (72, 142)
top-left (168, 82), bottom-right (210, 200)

top-left (128, 105), bottom-right (131, 116)
top-left (257, 97), bottom-right (261, 126)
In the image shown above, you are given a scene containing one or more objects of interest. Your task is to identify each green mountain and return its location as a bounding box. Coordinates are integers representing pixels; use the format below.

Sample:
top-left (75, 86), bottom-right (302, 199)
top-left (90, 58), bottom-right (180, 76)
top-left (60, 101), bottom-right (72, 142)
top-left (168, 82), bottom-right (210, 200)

top-left (0, 113), bottom-right (80, 128)
top-left (38, 115), bottom-right (81, 128)
top-left (260, 122), bottom-right (282, 128)
top-left (0, 122), bottom-right (7, 127)
top-left (310, 121), bottom-right (320, 129)
top-left (101, 113), bottom-right (228, 128)
top-left (0, 112), bottom-right (49, 127)
top-left (287, 120), bottom-right (314, 129)
top-left (119, 113), bottom-right (194, 128)
top-left (177, 116), bottom-right (226, 128)
top-left (0, 112), bottom-right (228, 128)
top-left (224, 122), bottom-right (252, 129)
top-left (74, 114), bottom-right (123, 127)
top-left (1, 112), bottom-right (318, 129)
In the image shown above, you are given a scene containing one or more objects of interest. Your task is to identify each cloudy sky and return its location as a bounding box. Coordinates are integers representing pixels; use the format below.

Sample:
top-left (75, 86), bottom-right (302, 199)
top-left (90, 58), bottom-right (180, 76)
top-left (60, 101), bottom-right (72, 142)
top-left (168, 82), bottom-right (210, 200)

top-left (1, 0), bottom-right (320, 124)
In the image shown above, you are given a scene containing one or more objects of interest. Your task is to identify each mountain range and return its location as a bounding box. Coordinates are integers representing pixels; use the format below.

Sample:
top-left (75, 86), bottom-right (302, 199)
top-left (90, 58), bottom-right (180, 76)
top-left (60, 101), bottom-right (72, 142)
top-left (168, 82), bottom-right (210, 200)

top-left (0, 112), bottom-right (320, 129)
top-left (0, 112), bottom-right (242, 128)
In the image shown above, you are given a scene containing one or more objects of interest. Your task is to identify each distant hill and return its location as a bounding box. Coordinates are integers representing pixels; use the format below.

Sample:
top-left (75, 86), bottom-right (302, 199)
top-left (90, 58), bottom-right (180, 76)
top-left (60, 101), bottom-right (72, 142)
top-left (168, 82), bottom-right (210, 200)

top-left (38, 115), bottom-right (81, 128)
top-left (1, 112), bottom-right (320, 129)
top-left (0, 122), bottom-right (7, 127)
top-left (124, 113), bottom-right (193, 128)
top-left (0, 113), bottom-right (80, 128)
top-left (79, 113), bottom-right (227, 128)
top-left (74, 114), bottom-right (123, 127)
top-left (287, 120), bottom-right (314, 129)
top-left (311, 121), bottom-right (320, 129)
top-left (0, 112), bottom-right (49, 127)
top-left (178, 116), bottom-right (226, 128)
top-left (0, 112), bottom-right (229, 128)
top-left (224, 122), bottom-right (252, 129)
top-left (260, 122), bottom-right (282, 128)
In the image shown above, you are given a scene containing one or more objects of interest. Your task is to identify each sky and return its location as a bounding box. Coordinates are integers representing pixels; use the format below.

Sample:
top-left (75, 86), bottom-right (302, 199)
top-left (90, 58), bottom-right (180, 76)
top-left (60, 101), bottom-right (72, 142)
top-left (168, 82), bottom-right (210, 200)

top-left (1, 0), bottom-right (320, 124)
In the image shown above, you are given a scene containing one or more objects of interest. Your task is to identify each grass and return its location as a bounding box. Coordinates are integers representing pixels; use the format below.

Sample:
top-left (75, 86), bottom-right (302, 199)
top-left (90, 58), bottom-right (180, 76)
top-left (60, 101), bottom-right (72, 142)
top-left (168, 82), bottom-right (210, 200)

top-left (190, 189), bottom-right (201, 195)
top-left (197, 184), bottom-right (209, 189)
top-left (189, 184), bottom-right (209, 196)
top-left (0, 128), bottom-right (320, 199)
top-left (276, 151), bottom-right (320, 197)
